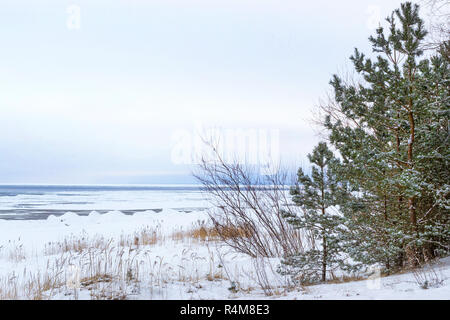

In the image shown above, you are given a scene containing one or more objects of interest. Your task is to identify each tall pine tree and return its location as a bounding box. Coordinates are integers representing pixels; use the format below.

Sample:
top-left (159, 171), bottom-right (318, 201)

top-left (324, 2), bottom-right (449, 270)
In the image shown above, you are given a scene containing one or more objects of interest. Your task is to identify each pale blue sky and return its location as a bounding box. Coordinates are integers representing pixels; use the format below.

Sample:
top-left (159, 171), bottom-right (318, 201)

top-left (0, 0), bottom-right (407, 184)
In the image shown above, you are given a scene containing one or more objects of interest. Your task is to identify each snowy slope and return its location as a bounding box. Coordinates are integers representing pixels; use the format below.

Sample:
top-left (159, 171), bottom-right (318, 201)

top-left (0, 211), bottom-right (448, 300)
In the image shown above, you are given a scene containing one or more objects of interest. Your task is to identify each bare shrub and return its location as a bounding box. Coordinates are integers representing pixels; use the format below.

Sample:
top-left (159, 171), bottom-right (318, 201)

top-left (251, 255), bottom-right (286, 296)
top-left (420, 0), bottom-right (450, 51)
top-left (193, 140), bottom-right (307, 258)
top-left (412, 256), bottom-right (445, 289)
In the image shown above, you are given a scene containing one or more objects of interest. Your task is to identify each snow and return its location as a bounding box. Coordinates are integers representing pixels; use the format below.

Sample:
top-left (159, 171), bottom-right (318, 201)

top-left (0, 210), bottom-right (448, 300)
top-left (286, 258), bottom-right (450, 300)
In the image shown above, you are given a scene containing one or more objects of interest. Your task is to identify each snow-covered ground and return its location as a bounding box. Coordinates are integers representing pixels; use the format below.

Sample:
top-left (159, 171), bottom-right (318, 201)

top-left (0, 209), bottom-right (448, 300)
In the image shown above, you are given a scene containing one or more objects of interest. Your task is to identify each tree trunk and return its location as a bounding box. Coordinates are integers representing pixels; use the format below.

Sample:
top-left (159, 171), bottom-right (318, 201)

top-left (322, 234), bottom-right (327, 282)
top-left (408, 108), bottom-right (417, 233)
top-left (407, 109), bottom-right (418, 267)
top-left (320, 164), bottom-right (327, 282)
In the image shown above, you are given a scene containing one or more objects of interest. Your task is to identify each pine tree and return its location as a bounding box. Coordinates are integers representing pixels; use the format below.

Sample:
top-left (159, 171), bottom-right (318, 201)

top-left (279, 142), bottom-right (345, 283)
top-left (323, 2), bottom-right (449, 270)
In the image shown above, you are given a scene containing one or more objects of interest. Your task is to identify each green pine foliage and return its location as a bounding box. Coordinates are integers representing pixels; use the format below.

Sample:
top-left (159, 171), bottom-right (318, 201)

top-left (281, 2), bottom-right (449, 282)
top-left (325, 2), bottom-right (449, 270)
top-left (279, 143), bottom-right (347, 283)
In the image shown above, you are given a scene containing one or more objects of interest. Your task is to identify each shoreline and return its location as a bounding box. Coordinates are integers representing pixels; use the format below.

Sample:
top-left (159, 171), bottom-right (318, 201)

top-left (0, 207), bottom-right (208, 221)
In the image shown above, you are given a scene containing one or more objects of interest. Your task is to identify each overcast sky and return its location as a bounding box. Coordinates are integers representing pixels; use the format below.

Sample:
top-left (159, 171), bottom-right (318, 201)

top-left (0, 0), bottom-right (408, 184)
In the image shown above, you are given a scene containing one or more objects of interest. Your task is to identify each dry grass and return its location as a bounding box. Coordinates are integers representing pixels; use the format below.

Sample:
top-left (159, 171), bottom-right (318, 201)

top-left (119, 225), bottom-right (164, 247)
top-left (0, 220), bottom-right (284, 300)
top-left (44, 226), bottom-right (164, 257)
top-left (44, 234), bottom-right (111, 255)
top-left (24, 269), bottom-right (64, 300)
top-left (0, 222), bottom-right (228, 300)
top-left (327, 274), bottom-right (366, 284)
top-left (0, 274), bottom-right (19, 300)
top-left (80, 274), bottom-right (113, 287)
top-left (1, 241), bottom-right (27, 263)
top-left (1, 233), bottom-right (142, 299)
top-left (206, 271), bottom-right (226, 281)
top-left (171, 222), bottom-right (253, 243)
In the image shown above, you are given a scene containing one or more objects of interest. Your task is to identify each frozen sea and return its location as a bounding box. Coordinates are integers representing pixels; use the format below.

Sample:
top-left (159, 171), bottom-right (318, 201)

top-left (0, 184), bottom-right (209, 220)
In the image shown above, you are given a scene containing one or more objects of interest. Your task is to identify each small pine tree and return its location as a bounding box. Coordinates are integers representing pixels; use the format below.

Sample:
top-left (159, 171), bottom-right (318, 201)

top-left (279, 142), bottom-right (346, 283)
